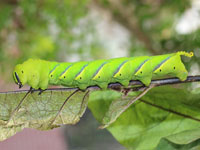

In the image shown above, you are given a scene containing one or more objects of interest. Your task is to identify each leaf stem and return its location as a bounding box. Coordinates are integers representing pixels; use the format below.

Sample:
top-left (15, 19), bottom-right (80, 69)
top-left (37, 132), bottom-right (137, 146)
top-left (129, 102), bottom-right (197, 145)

top-left (99, 85), bottom-right (155, 129)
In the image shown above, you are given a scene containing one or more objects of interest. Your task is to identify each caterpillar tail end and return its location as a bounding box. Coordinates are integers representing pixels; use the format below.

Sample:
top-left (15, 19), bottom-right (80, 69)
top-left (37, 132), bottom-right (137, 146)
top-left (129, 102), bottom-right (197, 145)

top-left (177, 51), bottom-right (194, 58)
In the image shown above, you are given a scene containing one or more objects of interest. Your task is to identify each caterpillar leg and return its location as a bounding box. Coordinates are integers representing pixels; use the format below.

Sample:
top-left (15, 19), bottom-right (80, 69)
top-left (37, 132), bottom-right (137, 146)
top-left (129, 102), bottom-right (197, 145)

top-left (97, 83), bottom-right (108, 90)
top-left (38, 88), bottom-right (46, 95)
top-left (7, 87), bottom-right (34, 125)
top-left (118, 80), bottom-right (130, 88)
top-left (78, 85), bottom-right (88, 91)
top-left (50, 89), bottom-right (80, 126)
top-left (30, 87), bottom-right (36, 93)
top-left (139, 77), bottom-right (151, 86)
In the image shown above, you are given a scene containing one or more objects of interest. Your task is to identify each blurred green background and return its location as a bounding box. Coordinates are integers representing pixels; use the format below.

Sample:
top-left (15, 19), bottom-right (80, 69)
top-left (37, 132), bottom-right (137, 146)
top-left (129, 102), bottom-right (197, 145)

top-left (0, 0), bottom-right (200, 149)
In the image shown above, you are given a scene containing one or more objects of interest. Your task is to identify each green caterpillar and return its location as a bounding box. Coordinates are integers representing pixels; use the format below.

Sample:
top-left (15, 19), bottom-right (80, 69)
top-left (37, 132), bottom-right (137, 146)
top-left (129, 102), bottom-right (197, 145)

top-left (10, 51), bottom-right (193, 125)
top-left (13, 51), bottom-right (193, 91)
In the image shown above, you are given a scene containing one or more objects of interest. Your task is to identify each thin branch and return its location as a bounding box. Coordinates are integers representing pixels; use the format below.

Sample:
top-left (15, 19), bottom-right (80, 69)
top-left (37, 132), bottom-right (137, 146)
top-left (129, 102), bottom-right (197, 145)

top-left (1, 75), bottom-right (200, 94)
top-left (127, 75), bottom-right (200, 92)
top-left (0, 0), bottom-right (18, 5)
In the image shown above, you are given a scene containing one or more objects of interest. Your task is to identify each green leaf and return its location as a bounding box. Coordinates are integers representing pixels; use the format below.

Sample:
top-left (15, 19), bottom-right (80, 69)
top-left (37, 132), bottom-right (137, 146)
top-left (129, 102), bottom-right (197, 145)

top-left (88, 86), bottom-right (200, 150)
top-left (156, 129), bottom-right (200, 150)
top-left (100, 87), bottom-right (153, 129)
top-left (0, 89), bottom-right (89, 141)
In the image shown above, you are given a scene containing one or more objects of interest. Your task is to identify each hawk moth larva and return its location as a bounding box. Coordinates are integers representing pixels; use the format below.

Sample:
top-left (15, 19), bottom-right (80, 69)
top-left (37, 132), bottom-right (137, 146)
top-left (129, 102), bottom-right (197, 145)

top-left (13, 51), bottom-right (193, 90)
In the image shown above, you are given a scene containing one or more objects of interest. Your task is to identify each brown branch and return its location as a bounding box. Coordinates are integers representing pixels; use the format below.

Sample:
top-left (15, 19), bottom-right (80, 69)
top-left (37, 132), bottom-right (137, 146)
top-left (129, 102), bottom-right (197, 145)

top-left (0, 0), bottom-right (18, 5)
top-left (1, 75), bottom-right (200, 94)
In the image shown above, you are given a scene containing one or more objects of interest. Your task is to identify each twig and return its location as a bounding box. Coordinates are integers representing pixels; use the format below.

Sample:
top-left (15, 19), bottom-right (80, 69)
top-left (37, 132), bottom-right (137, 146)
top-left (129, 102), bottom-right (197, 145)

top-left (1, 76), bottom-right (200, 93)
top-left (127, 75), bottom-right (200, 91)
top-left (99, 85), bottom-right (155, 129)
top-left (0, 75), bottom-right (200, 94)
top-left (2, 75), bottom-right (200, 127)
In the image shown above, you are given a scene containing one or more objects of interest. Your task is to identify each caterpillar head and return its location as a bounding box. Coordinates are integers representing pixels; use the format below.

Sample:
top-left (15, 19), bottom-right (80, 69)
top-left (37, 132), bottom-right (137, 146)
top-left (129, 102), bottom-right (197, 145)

top-left (13, 64), bottom-right (27, 88)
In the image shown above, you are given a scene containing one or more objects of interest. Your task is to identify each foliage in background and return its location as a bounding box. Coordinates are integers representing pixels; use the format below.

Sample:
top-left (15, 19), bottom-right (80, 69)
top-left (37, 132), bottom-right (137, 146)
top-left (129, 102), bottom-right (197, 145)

top-left (1, 0), bottom-right (200, 81)
top-left (0, 0), bottom-right (200, 149)
top-left (0, 0), bottom-right (102, 80)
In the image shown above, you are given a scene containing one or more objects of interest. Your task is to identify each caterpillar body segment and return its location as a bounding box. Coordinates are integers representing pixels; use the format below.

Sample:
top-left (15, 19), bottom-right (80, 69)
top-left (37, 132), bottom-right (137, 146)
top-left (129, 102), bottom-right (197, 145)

top-left (49, 62), bottom-right (72, 85)
top-left (133, 56), bottom-right (152, 86)
top-left (150, 54), bottom-right (175, 79)
top-left (38, 60), bottom-right (58, 90)
top-left (112, 56), bottom-right (151, 86)
top-left (112, 57), bottom-right (133, 87)
top-left (75, 59), bottom-right (107, 90)
top-left (13, 51), bottom-right (193, 90)
top-left (59, 61), bottom-right (89, 89)
top-left (92, 57), bottom-right (130, 89)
